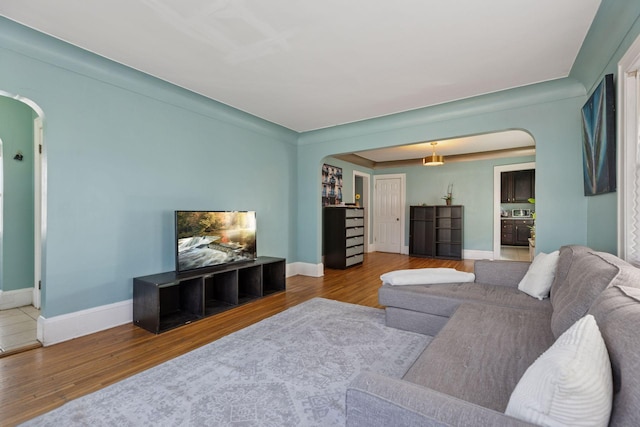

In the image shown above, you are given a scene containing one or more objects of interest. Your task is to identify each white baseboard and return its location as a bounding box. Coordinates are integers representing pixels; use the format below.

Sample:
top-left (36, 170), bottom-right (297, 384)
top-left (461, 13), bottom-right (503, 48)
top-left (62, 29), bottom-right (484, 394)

top-left (38, 299), bottom-right (133, 346)
top-left (0, 288), bottom-right (33, 310)
top-left (463, 249), bottom-right (494, 260)
top-left (287, 262), bottom-right (324, 277)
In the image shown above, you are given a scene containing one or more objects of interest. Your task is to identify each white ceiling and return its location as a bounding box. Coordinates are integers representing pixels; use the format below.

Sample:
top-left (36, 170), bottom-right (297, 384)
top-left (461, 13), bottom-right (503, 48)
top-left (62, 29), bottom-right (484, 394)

top-left (0, 0), bottom-right (600, 134)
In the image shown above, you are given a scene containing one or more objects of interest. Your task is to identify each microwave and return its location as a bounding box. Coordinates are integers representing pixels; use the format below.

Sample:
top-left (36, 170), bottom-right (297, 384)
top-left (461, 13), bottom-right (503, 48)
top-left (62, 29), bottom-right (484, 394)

top-left (512, 209), bottom-right (531, 218)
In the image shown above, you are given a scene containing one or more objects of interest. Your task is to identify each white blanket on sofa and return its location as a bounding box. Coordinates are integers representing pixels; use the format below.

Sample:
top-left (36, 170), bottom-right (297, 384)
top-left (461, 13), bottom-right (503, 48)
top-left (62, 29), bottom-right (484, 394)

top-left (381, 268), bottom-right (475, 286)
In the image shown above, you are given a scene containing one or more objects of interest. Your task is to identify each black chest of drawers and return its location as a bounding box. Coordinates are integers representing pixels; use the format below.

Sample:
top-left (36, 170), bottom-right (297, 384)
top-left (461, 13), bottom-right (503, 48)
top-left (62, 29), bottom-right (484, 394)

top-left (323, 207), bottom-right (365, 269)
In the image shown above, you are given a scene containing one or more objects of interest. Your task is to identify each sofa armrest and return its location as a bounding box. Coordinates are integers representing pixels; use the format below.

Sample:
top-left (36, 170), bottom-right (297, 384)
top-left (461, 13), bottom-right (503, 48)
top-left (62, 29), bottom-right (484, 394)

top-left (346, 372), bottom-right (535, 427)
top-left (473, 260), bottom-right (530, 288)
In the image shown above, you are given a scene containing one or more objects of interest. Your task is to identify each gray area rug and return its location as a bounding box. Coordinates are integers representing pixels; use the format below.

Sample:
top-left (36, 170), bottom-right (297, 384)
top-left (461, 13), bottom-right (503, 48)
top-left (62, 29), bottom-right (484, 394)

top-left (24, 298), bottom-right (431, 426)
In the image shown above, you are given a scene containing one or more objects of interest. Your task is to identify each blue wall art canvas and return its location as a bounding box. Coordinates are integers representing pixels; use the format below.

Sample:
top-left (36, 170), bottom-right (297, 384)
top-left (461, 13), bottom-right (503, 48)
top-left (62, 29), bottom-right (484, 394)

top-left (581, 74), bottom-right (616, 196)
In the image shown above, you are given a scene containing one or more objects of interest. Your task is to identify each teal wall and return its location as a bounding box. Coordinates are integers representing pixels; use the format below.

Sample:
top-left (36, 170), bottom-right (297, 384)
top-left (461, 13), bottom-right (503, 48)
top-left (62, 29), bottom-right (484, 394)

top-left (0, 97), bottom-right (35, 291)
top-left (0, 18), bottom-right (298, 317)
top-left (378, 155), bottom-right (535, 251)
top-left (570, 1), bottom-right (640, 254)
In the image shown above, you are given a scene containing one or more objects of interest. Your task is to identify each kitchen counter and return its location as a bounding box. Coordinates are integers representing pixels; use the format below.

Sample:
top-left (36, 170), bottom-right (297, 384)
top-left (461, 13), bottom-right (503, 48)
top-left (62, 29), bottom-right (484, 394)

top-left (500, 217), bottom-right (533, 220)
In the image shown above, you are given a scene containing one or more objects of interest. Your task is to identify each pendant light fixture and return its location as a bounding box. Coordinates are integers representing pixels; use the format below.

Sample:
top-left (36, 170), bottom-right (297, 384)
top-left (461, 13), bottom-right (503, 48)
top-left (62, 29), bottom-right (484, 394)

top-left (423, 141), bottom-right (444, 166)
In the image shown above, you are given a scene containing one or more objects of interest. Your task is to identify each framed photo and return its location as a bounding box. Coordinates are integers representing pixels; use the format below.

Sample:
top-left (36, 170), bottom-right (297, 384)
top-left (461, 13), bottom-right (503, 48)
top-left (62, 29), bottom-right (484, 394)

top-left (321, 164), bottom-right (342, 206)
top-left (581, 74), bottom-right (616, 196)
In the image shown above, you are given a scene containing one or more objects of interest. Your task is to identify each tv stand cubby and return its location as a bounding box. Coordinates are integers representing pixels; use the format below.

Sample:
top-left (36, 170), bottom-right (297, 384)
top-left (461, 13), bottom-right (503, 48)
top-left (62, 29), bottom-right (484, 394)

top-left (133, 257), bottom-right (286, 334)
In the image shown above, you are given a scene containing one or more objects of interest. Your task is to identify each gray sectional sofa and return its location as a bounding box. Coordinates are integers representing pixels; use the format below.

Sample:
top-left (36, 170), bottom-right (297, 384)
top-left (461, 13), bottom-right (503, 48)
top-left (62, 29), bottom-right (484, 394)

top-left (346, 245), bottom-right (640, 426)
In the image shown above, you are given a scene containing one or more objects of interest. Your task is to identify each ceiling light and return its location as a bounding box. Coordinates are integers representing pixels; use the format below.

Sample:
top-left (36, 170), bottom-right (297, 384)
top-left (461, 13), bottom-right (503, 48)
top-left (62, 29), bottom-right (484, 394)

top-left (423, 142), bottom-right (444, 166)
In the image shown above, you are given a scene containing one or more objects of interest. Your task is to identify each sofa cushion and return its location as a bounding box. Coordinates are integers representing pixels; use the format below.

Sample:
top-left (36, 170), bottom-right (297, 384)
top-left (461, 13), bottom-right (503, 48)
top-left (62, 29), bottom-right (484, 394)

top-left (384, 307), bottom-right (449, 336)
top-left (505, 314), bottom-right (612, 427)
top-left (379, 282), bottom-right (551, 319)
top-left (550, 250), bottom-right (620, 338)
top-left (517, 250), bottom-right (559, 300)
top-left (549, 245), bottom-right (591, 301)
top-left (473, 259), bottom-right (531, 288)
top-left (402, 303), bottom-right (555, 412)
top-left (588, 284), bottom-right (640, 427)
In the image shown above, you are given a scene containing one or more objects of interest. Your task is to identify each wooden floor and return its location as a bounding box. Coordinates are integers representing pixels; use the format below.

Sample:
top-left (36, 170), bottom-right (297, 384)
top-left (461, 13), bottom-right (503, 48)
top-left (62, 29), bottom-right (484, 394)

top-left (0, 253), bottom-right (474, 426)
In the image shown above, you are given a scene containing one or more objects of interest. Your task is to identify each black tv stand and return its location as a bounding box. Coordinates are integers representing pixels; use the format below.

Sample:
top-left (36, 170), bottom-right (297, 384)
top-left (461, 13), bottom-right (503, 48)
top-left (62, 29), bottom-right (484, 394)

top-left (133, 256), bottom-right (286, 334)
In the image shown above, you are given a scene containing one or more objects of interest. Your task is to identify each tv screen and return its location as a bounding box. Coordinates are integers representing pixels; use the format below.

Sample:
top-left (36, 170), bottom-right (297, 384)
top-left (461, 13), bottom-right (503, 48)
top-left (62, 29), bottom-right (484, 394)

top-left (175, 211), bottom-right (257, 274)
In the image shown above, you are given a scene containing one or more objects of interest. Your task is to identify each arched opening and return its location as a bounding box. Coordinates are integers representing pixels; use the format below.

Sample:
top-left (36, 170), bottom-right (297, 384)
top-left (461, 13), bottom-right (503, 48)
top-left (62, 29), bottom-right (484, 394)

top-left (325, 129), bottom-right (536, 263)
top-left (0, 91), bottom-right (45, 354)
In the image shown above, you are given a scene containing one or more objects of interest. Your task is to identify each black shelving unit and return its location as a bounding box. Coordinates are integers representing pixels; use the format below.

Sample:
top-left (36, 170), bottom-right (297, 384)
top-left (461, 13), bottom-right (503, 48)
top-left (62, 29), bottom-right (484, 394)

top-left (204, 270), bottom-right (238, 316)
top-left (263, 261), bottom-right (286, 295)
top-left (435, 205), bottom-right (463, 260)
top-left (133, 257), bottom-right (286, 334)
top-left (157, 277), bottom-right (203, 332)
top-left (409, 205), bottom-right (463, 260)
top-left (409, 206), bottom-right (435, 257)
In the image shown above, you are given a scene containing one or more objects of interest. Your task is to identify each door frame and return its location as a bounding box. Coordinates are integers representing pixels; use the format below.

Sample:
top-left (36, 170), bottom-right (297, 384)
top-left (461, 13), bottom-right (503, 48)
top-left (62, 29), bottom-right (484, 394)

top-left (352, 170), bottom-right (371, 253)
top-left (493, 162), bottom-right (536, 259)
top-left (617, 33), bottom-right (640, 265)
top-left (373, 173), bottom-right (406, 254)
top-left (33, 116), bottom-right (43, 308)
top-left (0, 138), bottom-right (3, 293)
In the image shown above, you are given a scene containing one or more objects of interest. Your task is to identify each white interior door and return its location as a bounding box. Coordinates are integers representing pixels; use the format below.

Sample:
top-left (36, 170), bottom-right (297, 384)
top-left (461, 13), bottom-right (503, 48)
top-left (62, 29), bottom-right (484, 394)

top-left (374, 175), bottom-right (405, 253)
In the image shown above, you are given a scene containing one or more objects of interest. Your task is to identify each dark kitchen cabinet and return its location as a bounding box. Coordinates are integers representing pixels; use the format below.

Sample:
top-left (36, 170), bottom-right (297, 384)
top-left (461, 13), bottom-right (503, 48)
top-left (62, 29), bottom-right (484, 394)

top-left (515, 220), bottom-right (533, 245)
top-left (501, 170), bottom-right (535, 203)
top-left (501, 220), bottom-right (514, 245)
top-left (501, 219), bottom-right (533, 246)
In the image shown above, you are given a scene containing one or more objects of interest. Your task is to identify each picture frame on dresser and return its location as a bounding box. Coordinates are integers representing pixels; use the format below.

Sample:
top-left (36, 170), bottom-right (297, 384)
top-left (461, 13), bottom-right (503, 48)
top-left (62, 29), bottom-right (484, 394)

top-left (321, 164), bottom-right (343, 206)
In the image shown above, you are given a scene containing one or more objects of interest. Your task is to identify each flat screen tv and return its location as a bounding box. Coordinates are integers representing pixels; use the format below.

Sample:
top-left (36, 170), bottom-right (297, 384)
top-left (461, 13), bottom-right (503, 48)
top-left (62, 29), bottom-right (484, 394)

top-left (175, 211), bottom-right (257, 274)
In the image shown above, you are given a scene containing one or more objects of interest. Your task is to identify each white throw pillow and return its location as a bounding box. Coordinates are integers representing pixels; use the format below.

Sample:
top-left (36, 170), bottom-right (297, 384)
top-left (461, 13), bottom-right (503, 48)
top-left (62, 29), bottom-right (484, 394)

top-left (518, 250), bottom-right (559, 299)
top-left (505, 314), bottom-right (613, 427)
